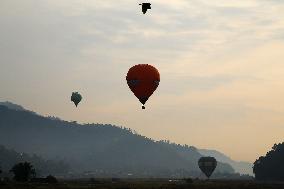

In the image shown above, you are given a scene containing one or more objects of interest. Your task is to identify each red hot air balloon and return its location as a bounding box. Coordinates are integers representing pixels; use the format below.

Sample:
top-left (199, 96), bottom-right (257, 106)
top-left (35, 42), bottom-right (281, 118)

top-left (126, 64), bottom-right (160, 109)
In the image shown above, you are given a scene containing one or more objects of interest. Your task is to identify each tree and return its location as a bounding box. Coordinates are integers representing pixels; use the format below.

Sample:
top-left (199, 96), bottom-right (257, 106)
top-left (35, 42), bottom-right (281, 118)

top-left (10, 162), bottom-right (36, 182)
top-left (253, 142), bottom-right (284, 181)
top-left (46, 175), bottom-right (58, 183)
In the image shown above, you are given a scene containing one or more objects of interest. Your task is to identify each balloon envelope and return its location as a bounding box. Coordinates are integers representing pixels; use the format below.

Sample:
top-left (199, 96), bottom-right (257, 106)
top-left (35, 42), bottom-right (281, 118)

top-left (198, 157), bottom-right (217, 178)
top-left (71, 92), bottom-right (82, 107)
top-left (126, 64), bottom-right (160, 108)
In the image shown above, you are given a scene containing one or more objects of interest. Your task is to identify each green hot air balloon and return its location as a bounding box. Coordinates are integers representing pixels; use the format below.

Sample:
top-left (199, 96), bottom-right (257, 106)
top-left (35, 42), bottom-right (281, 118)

top-left (198, 157), bottom-right (217, 179)
top-left (71, 92), bottom-right (82, 107)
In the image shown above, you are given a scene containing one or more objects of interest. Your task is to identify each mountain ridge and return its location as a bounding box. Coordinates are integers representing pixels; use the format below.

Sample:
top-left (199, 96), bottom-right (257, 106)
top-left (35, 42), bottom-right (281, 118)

top-left (0, 101), bottom-right (26, 111)
top-left (0, 102), bottom-right (249, 177)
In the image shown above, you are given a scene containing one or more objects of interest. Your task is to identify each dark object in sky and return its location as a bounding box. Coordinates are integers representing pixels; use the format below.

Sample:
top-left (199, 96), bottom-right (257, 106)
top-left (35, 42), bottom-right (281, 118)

top-left (139, 3), bottom-right (151, 14)
top-left (71, 92), bottom-right (82, 107)
top-left (126, 64), bottom-right (160, 109)
top-left (198, 157), bottom-right (217, 178)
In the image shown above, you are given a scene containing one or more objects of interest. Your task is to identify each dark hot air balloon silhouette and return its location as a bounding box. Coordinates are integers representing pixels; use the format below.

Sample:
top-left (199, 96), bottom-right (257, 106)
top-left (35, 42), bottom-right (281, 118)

top-left (139, 3), bottom-right (151, 14)
top-left (126, 64), bottom-right (160, 109)
top-left (71, 92), bottom-right (82, 107)
top-left (198, 157), bottom-right (217, 179)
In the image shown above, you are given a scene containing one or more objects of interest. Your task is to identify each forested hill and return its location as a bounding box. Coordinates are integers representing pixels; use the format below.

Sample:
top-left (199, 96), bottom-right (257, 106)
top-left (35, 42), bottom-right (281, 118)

top-left (0, 103), bottom-right (234, 177)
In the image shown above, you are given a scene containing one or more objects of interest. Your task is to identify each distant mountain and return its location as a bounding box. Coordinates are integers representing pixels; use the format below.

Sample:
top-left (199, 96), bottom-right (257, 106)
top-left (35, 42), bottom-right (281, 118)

top-left (0, 103), bottom-right (235, 178)
top-left (198, 149), bottom-right (253, 176)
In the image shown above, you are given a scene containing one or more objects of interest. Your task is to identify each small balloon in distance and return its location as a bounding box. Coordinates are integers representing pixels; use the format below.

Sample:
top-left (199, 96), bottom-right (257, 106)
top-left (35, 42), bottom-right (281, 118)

top-left (126, 64), bottom-right (160, 109)
top-left (71, 92), bottom-right (82, 107)
top-left (198, 156), bottom-right (217, 178)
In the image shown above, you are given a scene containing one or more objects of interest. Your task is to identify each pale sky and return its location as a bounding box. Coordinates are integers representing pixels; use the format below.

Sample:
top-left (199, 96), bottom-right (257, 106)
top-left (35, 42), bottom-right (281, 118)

top-left (1, 0), bottom-right (284, 162)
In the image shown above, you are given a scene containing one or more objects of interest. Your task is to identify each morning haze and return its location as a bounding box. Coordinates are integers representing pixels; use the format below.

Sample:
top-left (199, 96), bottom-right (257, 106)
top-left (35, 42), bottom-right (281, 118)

top-left (1, 0), bottom-right (284, 163)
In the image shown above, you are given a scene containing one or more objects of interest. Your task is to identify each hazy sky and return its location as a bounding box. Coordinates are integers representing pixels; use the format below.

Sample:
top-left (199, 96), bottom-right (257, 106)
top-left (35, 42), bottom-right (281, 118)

top-left (1, 0), bottom-right (284, 162)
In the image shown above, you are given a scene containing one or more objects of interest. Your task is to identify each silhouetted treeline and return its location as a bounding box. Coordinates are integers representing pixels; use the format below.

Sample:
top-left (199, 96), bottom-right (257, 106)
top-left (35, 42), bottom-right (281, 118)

top-left (0, 145), bottom-right (69, 177)
top-left (253, 142), bottom-right (284, 181)
top-left (211, 172), bottom-right (253, 180)
top-left (0, 103), bottom-right (235, 178)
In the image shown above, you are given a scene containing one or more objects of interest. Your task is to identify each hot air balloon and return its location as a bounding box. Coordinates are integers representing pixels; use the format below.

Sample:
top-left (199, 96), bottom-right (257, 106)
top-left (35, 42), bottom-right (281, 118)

top-left (198, 157), bottom-right (217, 179)
top-left (126, 64), bottom-right (160, 109)
top-left (71, 92), bottom-right (82, 107)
